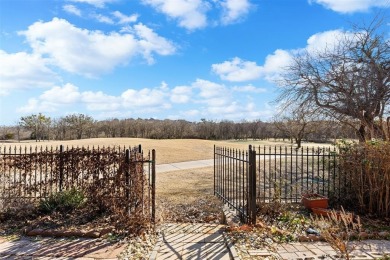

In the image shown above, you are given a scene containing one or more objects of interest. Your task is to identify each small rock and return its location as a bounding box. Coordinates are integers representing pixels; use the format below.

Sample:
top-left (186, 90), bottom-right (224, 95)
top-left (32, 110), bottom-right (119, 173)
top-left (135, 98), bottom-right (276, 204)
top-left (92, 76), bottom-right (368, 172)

top-left (306, 227), bottom-right (320, 235)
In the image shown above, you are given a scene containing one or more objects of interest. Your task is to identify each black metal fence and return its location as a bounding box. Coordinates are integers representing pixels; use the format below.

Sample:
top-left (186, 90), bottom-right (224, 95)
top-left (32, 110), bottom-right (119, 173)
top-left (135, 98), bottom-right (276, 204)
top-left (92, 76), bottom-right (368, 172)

top-left (0, 144), bottom-right (156, 223)
top-left (214, 146), bottom-right (256, 224)
top-left (255, 146), bottom-right (338, 203)
top-left (214, 145), bottom-right (339, 224)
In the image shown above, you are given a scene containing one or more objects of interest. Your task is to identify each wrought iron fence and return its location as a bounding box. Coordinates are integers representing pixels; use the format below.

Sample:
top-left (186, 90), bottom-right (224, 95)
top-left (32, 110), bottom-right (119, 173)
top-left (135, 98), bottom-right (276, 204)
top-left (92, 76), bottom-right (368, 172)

top-left (214, 146), bottom-right (256, 224)
top-left (0, 144), bottom-right (156, 223)
top-left (255, 146), bottom-right (338, 204)
top-left (214, 145), bottom-right (339, 224)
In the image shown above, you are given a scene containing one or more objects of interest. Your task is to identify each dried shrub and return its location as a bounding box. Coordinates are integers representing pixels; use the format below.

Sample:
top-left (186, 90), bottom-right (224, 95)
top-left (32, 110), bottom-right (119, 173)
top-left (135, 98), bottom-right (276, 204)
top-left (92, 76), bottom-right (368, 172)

top-left (311, 208), bottom-right (362, 260)
top-left (0, 145), bottom-right (154, 235)
top-left (337, 141), bottom-right (390, 217)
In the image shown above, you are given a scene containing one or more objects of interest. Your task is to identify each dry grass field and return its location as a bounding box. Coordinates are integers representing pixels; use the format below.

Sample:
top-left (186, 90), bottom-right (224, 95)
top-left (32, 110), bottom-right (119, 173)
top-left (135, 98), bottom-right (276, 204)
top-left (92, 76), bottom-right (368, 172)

top-left (0, 138), bottom-right (331, 164)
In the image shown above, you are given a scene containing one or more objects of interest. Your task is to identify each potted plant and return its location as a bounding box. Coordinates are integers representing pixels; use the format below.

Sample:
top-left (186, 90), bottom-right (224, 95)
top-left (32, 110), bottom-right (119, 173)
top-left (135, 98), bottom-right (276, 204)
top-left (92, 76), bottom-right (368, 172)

top-left (301, 193), bottom-right (328, 210)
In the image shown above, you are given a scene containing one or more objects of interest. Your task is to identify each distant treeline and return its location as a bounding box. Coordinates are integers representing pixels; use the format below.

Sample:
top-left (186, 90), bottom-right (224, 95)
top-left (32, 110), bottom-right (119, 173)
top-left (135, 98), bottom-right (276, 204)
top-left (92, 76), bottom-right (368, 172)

top-left (0, 114), bottom-right (356, 142)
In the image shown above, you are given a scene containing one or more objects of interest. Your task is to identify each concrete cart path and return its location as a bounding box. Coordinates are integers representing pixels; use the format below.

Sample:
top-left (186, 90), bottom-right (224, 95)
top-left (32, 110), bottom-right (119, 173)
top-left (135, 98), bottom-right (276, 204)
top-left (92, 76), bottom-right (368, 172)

top-left (156, 159), bottom-right (214, 173)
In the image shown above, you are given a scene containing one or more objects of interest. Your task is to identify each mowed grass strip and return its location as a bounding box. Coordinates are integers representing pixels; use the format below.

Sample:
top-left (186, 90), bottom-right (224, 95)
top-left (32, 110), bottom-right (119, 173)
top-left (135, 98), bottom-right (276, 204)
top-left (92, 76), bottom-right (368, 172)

top-left (1, 138), bottom-right (330, 164)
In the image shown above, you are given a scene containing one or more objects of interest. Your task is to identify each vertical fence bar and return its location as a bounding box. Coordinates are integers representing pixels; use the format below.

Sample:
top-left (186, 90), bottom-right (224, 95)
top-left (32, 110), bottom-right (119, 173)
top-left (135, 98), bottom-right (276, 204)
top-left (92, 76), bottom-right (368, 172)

top-left (59, 145), bottom-right (64, 192)
top-left (125, 149), bottom-right (130, 201)
top-left (248, 146), bottom-right (256, 224)
top-left (151, 149), bottom-right (156, 224)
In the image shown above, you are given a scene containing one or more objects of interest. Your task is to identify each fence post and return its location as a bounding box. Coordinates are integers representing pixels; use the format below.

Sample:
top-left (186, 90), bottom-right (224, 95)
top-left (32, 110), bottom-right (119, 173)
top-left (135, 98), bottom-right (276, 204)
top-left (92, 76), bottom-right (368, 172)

top-left (125, 149), bottom-right (130, 201)
top-left (248, 145), bottom-right (257, 225)
top-left (214, 145), bottom-right (216, 196)
top-left (59, 145), bottom-right (64, 192)
top-left (138, 144), bottom-right (142, 153)
top-left (151, 149), bottom-right (156, 224)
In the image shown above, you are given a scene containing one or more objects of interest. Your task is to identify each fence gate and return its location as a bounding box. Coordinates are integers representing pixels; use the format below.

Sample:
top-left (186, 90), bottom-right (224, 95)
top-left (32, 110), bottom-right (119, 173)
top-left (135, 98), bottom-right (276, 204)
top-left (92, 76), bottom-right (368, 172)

top-left (214, 145), bottom-right (338, 224)
top-left (214, 145), bottom-right (256, 224)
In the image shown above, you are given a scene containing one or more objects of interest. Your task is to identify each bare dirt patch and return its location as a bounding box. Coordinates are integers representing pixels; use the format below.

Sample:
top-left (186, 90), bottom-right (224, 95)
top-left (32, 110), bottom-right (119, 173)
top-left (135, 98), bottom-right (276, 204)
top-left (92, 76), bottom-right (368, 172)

top-left (155, 166), bottom-right (223, 223)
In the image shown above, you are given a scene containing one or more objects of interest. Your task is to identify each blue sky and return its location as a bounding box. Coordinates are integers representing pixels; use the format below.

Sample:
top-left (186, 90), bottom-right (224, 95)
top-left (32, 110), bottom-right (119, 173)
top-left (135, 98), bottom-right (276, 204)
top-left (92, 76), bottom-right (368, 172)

top-left (0, 0), bottom-right (389, 125)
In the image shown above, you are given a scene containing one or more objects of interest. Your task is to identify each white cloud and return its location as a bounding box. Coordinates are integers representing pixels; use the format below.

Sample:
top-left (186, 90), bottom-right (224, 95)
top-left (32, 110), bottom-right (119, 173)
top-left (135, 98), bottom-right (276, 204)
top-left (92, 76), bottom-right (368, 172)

top-left (121, 87), bottom-right (168, 108)
top-left (309, 0), bottom-right (389, 13)
top-left (0, 50), bottom-right (58, 96)
top-left (220, 0), bottom-right (251, 24)
top-left (18, 98), bottom-right (56, 114)
top-left (18, 83), bottom-right (81, 113)
top-left (93, 14), bottom-right (114, 24)
top-left (192, 79), bottom-right (228, 99)
top-left (232, 85), bottom-right (266, 93)
top-left (63, 4), bottom-right (82, 16)
top-left (212, 57), bottom-right (261, 82)
top-left (112, 11), bottom-right (138, 24)
top-left (260, 49), bottom-right (293, 81)
top-left (254, 30), bottom-right (356, 83)
top-left (171, 86), bottom-right (192, 103)
top-left (68, 0), bottom-right (115, 8)
top-left (40, 83), bottom-right (81, 104)
top-left (19, 18), bottom-right (176, 77)
top-left (81, 91), bottom-right (121, 111)
top-left (305, 29), bottom-right (353, 54)
top-left (134, 23), bottom-right (177, 64)
top-left (142, 0), bottom-right (209, 30)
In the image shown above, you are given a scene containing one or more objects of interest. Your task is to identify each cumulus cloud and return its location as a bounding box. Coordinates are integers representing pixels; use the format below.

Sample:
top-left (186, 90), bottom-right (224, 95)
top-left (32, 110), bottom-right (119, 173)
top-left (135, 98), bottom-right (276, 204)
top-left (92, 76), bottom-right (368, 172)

top-left (81, 91), bottom-right (121, 111)
top-left (40, 83), bottom-right (81, 104)
top-left (232, 85), bottom-right (266, 93)
top-left (170, 86), bottom-right (192, 103)
top-left (121, 86), bottom-right (169, 108)
top-left (68, 0), bottom-right (115, 8)
top-left (192, 79), bottom-right (228, 99)
top-left (93, 14), bottom-right (114, 24)
top-left (0, 50), bottom-right (58, 96)
top-left (17, 78), bottom-right (267, 121)
top-left (309, 0), bottom-right (389, 13)
top-left (19, 18), bottom-right (176, 77)
top-left (260, 49), bottom-right (293, 81)
top-left (305, 29), bottom-right (354, 54)
top-left (112, 11), bottom-right (138, 24)
top-left (18, 83), bottom-right (81, 113)
top-left (212, 57), bottom-right (261, 82)
top-left (134, 23), bottom-right (177, 64)
top-left (220, 0), bottom-right (251, 25)
top-left (63, 4), bottom-right (82, 16)
top-left (142, 0), bottom-right (209, 30)
top-left (249, 29), bottom-right (356, 83)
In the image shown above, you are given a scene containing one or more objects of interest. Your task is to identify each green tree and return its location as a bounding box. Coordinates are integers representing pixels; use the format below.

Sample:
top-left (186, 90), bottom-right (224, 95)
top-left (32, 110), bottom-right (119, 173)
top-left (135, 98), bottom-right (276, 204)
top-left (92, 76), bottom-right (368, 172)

top-left (64, 114), bottom-right (94, 139)
top-left (19, 113), bottom-right (51, 142)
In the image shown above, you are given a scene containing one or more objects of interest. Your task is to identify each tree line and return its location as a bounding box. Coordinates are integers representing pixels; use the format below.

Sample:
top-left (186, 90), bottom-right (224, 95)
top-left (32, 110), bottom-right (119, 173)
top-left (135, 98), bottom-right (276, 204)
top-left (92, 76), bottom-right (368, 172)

top-left (0, 113), bottom-right (356, 144)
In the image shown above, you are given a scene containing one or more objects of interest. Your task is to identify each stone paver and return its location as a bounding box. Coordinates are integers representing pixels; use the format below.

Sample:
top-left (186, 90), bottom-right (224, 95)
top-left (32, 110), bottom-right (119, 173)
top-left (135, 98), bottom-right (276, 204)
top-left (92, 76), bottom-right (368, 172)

top-left (0, 236), bottom-right (126, 259)
top-left (151, 223), bottom-right (233, 260)
top-left (237, 240), bottom-right (390, 260)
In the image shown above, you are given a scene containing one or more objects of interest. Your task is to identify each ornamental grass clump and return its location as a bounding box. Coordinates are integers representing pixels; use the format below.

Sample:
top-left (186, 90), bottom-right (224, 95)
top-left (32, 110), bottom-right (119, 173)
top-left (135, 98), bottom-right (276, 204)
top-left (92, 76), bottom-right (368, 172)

top-left (337, 141), bottom-right (390, 218)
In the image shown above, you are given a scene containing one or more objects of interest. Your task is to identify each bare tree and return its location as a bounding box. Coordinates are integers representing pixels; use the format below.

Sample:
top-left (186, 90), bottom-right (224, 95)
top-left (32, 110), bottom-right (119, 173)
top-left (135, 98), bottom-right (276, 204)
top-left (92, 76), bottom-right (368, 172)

top-left (274, 105), bottom-right (320, 148)
top-left (279, 18), bottom-right (390, 142)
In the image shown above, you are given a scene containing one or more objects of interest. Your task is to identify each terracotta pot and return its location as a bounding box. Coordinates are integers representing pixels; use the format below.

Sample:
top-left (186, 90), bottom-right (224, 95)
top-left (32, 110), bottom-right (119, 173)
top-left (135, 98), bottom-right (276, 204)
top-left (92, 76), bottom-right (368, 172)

top-left (301, 193), bottom-right (328, 210)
